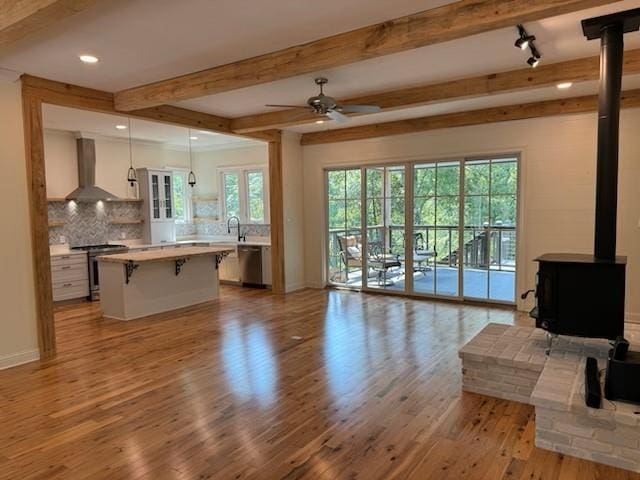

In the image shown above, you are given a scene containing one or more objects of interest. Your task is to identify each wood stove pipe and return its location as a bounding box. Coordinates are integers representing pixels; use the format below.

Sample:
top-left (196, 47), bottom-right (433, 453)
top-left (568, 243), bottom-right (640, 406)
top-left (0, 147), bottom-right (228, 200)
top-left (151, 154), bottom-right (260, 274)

top-left (582, 9), bottom-right (640, 261)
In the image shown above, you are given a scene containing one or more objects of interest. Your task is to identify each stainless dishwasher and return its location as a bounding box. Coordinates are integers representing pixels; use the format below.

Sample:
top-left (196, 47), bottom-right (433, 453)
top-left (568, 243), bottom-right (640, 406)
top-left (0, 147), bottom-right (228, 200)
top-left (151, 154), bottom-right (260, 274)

top-left (238, 245), bottom-right (264, 287)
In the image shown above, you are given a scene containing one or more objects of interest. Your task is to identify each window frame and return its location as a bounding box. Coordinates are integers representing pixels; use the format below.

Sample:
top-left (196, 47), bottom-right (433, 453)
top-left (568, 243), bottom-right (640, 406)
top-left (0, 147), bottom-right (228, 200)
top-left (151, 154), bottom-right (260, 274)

top-left (167, 167), bottom-right (193, 223)
top-left (219, 165), bottom-right (269, 224)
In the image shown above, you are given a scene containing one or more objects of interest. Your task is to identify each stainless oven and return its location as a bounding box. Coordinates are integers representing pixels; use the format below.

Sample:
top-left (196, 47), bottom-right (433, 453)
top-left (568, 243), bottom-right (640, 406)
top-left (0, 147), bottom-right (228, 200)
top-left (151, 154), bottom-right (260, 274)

top-left (71, 244), bottom-right (128, 300)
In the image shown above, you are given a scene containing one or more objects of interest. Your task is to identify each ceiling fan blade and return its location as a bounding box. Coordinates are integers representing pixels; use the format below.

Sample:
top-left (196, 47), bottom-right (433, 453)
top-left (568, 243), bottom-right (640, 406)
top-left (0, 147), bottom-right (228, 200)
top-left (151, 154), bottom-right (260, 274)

top-left (337, 104), bottom-right (381, 114)
top-left (265, 104), bottom-right (310, 109)
top-left (326, 110), bottom-right (350, 123)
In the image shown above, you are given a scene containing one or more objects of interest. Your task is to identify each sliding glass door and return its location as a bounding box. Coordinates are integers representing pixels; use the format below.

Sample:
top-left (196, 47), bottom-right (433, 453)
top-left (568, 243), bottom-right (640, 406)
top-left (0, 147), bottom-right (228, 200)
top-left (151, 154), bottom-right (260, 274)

top-left (326, 169), bottom-right (362, 287)
top-left (412, 162), bottom-right (460, 297)
top-left (325, 156), bottom-right (518, 304)
top-left (463, 158), bottom-right (518, 302)
top-left (364, 166), bottom-right (405, 292)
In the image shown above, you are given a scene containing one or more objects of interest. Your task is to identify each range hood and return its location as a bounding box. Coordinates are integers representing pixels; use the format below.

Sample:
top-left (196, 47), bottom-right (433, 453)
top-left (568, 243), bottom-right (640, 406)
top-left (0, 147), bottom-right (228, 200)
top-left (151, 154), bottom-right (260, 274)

top-left (65, 137), bottom-right (120, 201)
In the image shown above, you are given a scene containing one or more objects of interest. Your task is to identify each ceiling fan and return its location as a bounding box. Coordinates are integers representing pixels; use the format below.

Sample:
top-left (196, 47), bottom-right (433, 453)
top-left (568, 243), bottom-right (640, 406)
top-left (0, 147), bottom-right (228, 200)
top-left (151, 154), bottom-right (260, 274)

top-left (265, 77), bottom-right (381, 123)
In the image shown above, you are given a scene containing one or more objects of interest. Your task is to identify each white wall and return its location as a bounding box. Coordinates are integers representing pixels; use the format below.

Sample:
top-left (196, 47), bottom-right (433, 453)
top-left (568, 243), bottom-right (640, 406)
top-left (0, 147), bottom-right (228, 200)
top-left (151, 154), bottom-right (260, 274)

top-left (282, 132), bottom-right (306, 292)
top-left (44, 130), bottom-right (191, 198)
top-left (192, 144), bottom-right (268, 198)
top-left (0, 80), bottom-right (39, 369)
top-left (302, 110), bottom-right (640, 319)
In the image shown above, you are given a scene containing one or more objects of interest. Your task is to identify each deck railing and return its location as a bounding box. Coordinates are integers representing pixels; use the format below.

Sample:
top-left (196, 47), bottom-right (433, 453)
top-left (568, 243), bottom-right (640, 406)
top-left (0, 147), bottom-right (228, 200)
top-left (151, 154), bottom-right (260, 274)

top-left (328, 225), bottom-right (516, 281)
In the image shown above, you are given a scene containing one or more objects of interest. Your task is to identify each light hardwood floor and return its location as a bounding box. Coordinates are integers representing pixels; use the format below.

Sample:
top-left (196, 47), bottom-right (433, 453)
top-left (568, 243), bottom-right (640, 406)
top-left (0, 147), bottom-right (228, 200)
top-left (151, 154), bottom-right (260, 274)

top-left (0, 286), bottom-right (638, 480)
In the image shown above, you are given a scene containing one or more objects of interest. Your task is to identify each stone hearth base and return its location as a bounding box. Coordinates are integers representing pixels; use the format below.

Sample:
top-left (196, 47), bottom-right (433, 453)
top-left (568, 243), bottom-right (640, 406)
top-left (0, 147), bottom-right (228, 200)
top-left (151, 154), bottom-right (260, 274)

top-left (459, 323), bottom-right (640, 472)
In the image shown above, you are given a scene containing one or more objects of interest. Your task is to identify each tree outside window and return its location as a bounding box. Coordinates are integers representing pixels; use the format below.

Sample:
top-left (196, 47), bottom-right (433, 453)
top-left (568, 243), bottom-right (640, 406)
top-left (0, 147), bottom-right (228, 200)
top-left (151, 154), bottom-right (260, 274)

top-left (221, 168), bottom-right (268, 224)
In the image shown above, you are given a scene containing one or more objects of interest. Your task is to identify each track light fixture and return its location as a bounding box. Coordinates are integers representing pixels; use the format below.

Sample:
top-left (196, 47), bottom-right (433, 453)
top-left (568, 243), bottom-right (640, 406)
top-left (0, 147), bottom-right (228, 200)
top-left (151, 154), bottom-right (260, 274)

top-left (527, 55), bottom-right (540, 68)
top-left (515, 24), bottom-right (542, 68)
top-left (527, 44), bottom-right (541, 68)
top-left (515, 25), bottom-right (535, 50)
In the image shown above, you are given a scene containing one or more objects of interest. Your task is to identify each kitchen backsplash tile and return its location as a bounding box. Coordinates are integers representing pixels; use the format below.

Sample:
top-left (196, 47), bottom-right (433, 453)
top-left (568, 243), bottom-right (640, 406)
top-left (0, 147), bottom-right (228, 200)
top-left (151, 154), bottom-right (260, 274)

top-left (195, 221), bottom-right (270, 237)
top-left (48, 201), bottom-right (143, 245)
top-left (193, 199), bottom-right (217, 217)
top-left (176, 222), bottom-right (197, 236)
top-left (48, 199), bottom-right (269, 245)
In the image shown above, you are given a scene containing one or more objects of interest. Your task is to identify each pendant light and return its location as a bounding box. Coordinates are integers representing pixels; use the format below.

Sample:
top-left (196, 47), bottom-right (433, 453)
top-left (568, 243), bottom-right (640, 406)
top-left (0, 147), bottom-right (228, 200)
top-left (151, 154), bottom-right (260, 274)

top-left (187, 129), bottom-right (196, 187)
top-left (126, 117), bottom-right (137, 187)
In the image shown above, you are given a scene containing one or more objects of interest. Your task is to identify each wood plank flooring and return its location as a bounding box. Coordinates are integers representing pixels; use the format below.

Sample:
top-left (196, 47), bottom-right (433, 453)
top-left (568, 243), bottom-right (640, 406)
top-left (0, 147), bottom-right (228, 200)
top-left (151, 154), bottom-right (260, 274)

top-left (0, 286), bottom-right (638, 479)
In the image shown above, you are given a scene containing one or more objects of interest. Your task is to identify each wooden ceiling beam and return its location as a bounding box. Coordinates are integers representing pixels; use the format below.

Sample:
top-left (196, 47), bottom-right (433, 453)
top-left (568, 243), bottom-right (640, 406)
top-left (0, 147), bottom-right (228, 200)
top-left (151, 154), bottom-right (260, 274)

top-left (20, 75), bottom-right (278, 142)
top-left (299, 89), bottom-right (640, 145)
top-left (232, 49), bottom-right (640, 133)
top-left (113, 0), bottom-right (620, 111)
top-left (0, 0), bottom-right (97, 52)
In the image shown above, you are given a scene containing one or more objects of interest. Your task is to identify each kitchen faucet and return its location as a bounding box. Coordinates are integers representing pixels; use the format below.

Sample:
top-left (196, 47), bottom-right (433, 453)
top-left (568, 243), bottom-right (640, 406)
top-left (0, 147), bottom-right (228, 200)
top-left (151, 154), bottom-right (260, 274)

top-left (227, 216), bottom-right (246, 242)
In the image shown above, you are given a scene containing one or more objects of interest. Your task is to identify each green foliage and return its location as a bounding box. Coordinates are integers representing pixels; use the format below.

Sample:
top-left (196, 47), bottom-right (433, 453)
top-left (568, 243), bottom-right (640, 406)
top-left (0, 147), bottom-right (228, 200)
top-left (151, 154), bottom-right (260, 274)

top-left (172, 173), bottom-right (185, 220)
top-left (326, 159), bottom-right (517, 264)
top-left (247, 171), bottom-right (265, 222)
top-left (224, 173), bottom-right (240, 218)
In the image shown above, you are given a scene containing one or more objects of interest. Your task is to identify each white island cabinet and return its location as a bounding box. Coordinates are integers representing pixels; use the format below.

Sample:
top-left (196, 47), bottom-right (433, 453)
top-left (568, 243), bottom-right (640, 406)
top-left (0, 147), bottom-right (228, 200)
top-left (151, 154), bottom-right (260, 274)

top-left (97, 246), bottom-right (233, 321)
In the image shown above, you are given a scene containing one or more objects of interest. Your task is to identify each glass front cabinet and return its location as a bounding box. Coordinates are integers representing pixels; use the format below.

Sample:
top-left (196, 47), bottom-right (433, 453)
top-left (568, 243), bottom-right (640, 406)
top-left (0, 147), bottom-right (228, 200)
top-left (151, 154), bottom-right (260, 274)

top-left (137, 168), bottom-right (176, 244)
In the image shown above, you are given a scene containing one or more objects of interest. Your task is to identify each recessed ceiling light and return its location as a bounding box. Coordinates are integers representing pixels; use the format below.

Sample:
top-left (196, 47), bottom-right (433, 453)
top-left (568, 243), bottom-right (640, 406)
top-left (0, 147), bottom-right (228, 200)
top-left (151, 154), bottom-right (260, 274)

top-left (79, 54), bottom-right (99, 64)
top-left (557, 82), bottom-right (573, 89)
top-left (315, 120), bottom-right (325, 124)
top-left (190, 136), bottom-right (198, 140)
top-left (115, 125), bottom-right (127, 130)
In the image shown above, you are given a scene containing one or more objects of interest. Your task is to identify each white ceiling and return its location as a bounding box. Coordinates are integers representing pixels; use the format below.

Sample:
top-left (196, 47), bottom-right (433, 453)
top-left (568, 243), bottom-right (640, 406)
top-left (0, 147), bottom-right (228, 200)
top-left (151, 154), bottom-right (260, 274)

top-left (42, 104), bottom-right (261, 150)
top-left (3, 0), bottom-right (640, 134)
top-left (289, 73), bottom-right (640, 133)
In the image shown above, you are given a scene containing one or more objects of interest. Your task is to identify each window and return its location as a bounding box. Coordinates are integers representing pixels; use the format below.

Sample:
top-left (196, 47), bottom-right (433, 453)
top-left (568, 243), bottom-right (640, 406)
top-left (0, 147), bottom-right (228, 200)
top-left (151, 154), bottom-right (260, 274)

top-left (171, 170), bottom-right (192, 222)
top-left (220, 167), bottom-right (268, 224)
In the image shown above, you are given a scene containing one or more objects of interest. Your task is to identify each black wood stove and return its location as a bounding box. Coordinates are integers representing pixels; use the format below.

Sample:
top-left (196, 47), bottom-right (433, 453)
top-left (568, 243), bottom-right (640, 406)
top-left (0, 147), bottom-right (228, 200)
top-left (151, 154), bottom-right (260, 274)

top-left (527, 9), bottom-right (640, 341)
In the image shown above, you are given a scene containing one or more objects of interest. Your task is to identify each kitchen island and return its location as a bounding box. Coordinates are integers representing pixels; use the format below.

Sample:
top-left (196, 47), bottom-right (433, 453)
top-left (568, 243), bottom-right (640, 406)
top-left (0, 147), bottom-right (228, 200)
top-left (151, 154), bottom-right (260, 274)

top-left (98, 246), bottom-right (234, 321)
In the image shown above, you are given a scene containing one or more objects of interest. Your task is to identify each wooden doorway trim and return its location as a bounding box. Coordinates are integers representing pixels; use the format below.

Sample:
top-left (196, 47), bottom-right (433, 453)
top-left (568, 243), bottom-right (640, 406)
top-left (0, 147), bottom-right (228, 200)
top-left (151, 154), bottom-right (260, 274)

top-left (21, 76), bottom-right (286, 359)
top-left (22, 88), bottom-right (56, 359)
top-left (268, 133), bottom-right (285, 294)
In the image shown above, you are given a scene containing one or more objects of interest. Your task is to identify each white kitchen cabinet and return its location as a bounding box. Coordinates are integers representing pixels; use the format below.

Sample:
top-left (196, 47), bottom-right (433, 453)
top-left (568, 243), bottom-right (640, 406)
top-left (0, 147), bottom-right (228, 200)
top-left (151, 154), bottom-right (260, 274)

top-left (219, 248), bottom-right (240, 284)
top-left (138, 168), bottom-right (176, 244)
top-left (261, 246), bottom-right (272, 286)
top-left (51, 252), bottom-right (89, 301)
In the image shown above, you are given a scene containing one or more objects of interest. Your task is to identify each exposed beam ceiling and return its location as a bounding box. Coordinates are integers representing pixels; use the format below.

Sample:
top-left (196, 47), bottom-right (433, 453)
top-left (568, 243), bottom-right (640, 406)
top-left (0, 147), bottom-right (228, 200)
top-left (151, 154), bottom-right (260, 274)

top-left (300, 89), bottom-right (640, 145)
top-left (113, 0), bottom-right (621, 111)
top-left (20, 75), bottom-right (279, 142)
top-left (0, 0), bottom-right (96, 53)
top-left (232, 49), bottom-right (640, 132)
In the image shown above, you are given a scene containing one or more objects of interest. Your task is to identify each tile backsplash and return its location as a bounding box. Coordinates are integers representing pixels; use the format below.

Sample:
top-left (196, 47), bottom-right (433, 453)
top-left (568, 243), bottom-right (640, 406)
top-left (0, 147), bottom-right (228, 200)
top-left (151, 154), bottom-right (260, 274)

top-left (192, 198), bottom-right (270, 238)
top-left (48, 200), bottom-right (143, 245)
top-left (48, 198), bottom-right (269, 245)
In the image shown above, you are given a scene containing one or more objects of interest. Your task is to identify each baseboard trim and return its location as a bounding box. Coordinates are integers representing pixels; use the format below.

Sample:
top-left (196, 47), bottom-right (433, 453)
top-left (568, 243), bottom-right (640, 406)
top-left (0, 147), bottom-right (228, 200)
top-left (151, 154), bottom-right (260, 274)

top-left (626, 312), bottom-right (640, 324)
top-left (0, 349), bottom-right (40, 370)
top-left (305, 281), bottom-right (325, 289)
top-left (285, 283), bottom-right (308, 293)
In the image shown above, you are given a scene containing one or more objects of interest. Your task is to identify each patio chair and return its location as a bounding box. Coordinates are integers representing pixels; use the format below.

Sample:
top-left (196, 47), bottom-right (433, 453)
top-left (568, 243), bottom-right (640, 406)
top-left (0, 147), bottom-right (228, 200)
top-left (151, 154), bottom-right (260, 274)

top-left (400, 232), bottom-right (436, 275)
top-left (337, 235), bottom-right (363, 282)
top-left (413, 232), bottom-right (435, 275)
top-left (367, 241), bottom-right (402, 286)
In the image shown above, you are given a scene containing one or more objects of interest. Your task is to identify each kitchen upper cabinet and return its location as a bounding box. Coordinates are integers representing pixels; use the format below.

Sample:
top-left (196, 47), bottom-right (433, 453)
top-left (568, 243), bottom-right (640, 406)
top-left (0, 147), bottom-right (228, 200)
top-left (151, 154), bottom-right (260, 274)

top-left (148, 171), bottom-right (173, 221)
top-left (138, 168), bottom-right (176, 244)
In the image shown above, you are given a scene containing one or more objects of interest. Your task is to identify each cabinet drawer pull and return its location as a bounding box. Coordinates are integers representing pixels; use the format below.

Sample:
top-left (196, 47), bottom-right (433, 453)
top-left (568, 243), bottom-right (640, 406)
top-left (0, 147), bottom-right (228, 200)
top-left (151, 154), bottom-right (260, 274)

top-left (63, 283), bottom-right (73, 287)
top-left (61, 266), bottom-right (72, 270)
top-left (61, 255), bottom-right (70, 259)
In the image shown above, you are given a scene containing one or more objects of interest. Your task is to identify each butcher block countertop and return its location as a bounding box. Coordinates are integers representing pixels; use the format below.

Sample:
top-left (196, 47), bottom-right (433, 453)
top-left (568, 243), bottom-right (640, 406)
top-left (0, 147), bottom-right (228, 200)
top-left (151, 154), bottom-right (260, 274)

top-left (97, 246), bottom-right (234, 264)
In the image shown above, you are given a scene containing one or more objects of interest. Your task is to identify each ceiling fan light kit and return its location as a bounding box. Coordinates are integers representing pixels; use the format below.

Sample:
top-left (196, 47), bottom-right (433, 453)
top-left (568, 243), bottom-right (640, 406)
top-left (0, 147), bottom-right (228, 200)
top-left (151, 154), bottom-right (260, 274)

top-left (265, 77), bottom-right (381, 124)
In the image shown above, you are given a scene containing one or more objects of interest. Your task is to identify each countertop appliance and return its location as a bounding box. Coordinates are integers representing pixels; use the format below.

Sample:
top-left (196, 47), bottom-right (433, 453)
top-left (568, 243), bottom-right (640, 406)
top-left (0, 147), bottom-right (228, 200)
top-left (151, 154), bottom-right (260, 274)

top-left (70, 244), bottom-right (129, 300)
top-left (238, 244), bottom-right (263, 288)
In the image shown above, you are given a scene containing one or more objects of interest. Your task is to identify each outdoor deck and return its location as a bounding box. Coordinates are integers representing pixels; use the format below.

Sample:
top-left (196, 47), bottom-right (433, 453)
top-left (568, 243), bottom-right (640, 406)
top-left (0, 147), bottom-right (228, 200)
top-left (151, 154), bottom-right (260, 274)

top-left (332, 266), bottom-right (516, 303)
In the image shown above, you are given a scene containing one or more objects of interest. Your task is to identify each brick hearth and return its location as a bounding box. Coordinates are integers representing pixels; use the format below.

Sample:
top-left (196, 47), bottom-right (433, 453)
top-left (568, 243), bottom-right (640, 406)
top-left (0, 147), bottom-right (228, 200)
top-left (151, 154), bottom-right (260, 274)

top-left (459, 323), bottom-right (640, 472)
